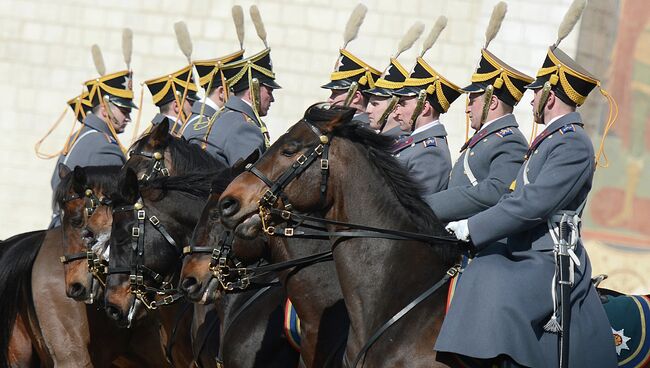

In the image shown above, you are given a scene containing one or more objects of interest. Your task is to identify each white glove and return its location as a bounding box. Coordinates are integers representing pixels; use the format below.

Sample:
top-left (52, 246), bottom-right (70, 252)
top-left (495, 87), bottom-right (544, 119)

top-left (445, 219), bottom-right (470, 242)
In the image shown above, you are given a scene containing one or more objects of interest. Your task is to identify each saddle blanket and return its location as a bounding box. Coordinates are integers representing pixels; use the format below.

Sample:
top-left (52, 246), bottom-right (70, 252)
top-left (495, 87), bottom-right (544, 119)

top-left (284, 298), bottom-right (302, 351)
top-left (603, 294), bottom-right (650, 367)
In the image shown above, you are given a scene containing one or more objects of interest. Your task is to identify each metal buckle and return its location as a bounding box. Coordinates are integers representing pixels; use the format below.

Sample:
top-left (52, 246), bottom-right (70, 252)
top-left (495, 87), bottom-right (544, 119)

top-left (284, 228), bottom-right (294, 237)
top-left (296, 154), bottom-right (307, 165)
top-left (129, 274), bottom-right (137, 284)
top-left (320, 159), bottom-right (329, 170)
top-left (137, 210), bottom-right (146, 220)
top-left (262, 190), bottom-right (277, 204)
top-left (446, 265), bottom-right (460, 277)
top-left (182, 246), bottom-right (191, 254)
top-left (163, 295), bottom-right (174, 305)
top-left (59, 255), bottom-right (66, 263)
top-left (314, 144), bottom-right (324, 155)
top-left (153, 161), bottom-right (162, 170)
top-left (281, 210), bottom-right (291, 220)
top-left (149, 216), bottom-right (160, 226)
top-left (132, 227), bottom-right (140, 237)
top-left (161, 168), bottom-right (170, 176)
top-left (136, 275), bottom-right (144, 285)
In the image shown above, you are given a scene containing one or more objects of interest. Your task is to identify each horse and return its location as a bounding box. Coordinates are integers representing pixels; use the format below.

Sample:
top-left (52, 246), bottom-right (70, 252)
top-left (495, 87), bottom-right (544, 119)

top-left (218, 103), bottom-right (462, 367)
top-left (180, 158), bottom-right (349, 367)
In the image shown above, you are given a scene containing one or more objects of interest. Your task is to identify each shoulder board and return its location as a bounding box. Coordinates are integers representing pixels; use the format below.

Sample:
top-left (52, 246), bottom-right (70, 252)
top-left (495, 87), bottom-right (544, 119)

top-left (391, 136), bottom-right (414, 154)
top-left (422, 137), bottom-right (437, 148)
top-left (559, 124), bottom-right (576, 134)
top-left (495, 128), bottom-right (513, 138)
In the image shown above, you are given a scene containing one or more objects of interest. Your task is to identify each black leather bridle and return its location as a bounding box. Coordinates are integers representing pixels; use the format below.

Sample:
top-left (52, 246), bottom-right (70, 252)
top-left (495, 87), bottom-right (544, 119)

top-left (129, 149), bottom-right (170, 182)
top-left (108, 198), bottom-right (183, 310)
top-left (59, 188), bottom-right (111, 286)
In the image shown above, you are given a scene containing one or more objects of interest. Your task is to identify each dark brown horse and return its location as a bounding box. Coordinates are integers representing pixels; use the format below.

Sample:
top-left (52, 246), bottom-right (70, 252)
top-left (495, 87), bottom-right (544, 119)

top-left (180, 167), bottom-right (349, 367)
top-left (218, 104), bottom-right (461, 367)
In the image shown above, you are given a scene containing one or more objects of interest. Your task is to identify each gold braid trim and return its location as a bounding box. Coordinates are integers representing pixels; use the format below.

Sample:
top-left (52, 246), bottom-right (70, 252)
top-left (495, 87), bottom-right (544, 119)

top-left (595, 87), bottom-right (619, 168)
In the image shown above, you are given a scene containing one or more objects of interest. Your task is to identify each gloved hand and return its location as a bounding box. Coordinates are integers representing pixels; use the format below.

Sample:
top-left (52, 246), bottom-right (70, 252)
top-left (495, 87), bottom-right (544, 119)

top-left (445, 219), bottom-right (470, 242)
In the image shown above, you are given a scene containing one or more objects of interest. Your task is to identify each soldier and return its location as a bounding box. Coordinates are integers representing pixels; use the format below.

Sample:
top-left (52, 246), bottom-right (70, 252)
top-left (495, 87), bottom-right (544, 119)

top-left (363, 22), bottom-right (424, 138)
top-left (426, 2), bottom-right (531, 222)
top-left (181, 5), bottom-right (246, 144)
top-left (321, 4), bottom-right (381, 127)
top-left (439, 1), bottom-right (618, 366)
top-left (49, 45), bottom-right (137, 227)
top-left (143, 64), bottom-right (199, 133)
top-left (196, 6), bottom-right (281, 166)
top-left (391, 17), bottom-right (461, 197)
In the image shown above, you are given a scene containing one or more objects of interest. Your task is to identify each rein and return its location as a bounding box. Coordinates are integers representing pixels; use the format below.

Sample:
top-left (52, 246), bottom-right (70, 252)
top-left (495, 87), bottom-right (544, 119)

top-left (108, 198), bottom-right (184, 310)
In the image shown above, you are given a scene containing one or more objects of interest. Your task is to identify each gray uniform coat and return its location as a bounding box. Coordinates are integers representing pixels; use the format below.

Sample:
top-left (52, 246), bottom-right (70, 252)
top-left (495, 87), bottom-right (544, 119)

top-left (435, 112), bottom-right (617, 368)
top-left (49, 114), bottom-right (126, 227)
top-left (381, 125), bottom-right (407, 139)
top-left (392, 123), bottom-right (451, 196)
top-left (193, 96), bottom-right (266, 166)
top-left (352, 112), bottom-right (370, 128)
top-left (181, 100), bottom-right (220, 145)
top-left (427, 114), bottom-right (527, 222)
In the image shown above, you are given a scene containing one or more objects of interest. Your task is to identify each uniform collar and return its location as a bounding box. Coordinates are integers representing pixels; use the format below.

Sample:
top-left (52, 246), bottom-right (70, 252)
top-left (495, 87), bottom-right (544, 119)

top-left (542, 112), bottom-right (574, 133)
top-left (224, 95), bottom-right (259, 124)
top-left (381, 125), bottom-right (407, 138)
top-left (191, 99), bottom-right (218, 118)
top-left (410, 121), bottom-right (447, 143)
top-left (83, 113), bottom-right (112, 135)
top-left (204, 96), bottom-right (221, 112)
top-left (411, 119), bottom-right (441, 136)
top-left (478, 113), bottom-right (516, 133)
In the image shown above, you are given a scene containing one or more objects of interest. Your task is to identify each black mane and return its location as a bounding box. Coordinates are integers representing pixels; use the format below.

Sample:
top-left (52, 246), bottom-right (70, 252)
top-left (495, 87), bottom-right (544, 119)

top-left (130, 131), bottom-right (223, 173)
top-left (306, 104), bottom-right (449, 238)
top-left (142, 167), bottom-right (233, 200)
top-left (54, 165), bottom-right (122, 207)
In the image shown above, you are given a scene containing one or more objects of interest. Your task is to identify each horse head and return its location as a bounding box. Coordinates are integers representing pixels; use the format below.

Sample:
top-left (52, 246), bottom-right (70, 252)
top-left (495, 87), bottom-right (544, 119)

top-left (180, 153), bottom-right (268, 304)
top-left (218, 103), bottom-right (356, 237)
top-left (56, 164), bottom-right (119, 303)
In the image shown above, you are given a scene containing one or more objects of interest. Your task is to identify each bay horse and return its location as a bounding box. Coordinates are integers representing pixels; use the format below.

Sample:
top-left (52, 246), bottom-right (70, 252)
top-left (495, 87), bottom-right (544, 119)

top-left (180, 166), bottom-right (349, 367)
top-left (107, 164), bottom-right (299, 367)
top-left (218, 103), bottom-right (462, 367)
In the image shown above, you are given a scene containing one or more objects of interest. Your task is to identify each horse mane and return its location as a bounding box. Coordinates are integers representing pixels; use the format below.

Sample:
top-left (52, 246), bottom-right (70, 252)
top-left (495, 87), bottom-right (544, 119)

top-left (54, 165), bottom-right (122, 208)
top-left (142, 168), bottom-right (232, 200)
top-left (130, 131), bottom-right (223, 173)
top-left (305, 104), bottom-right (444, 236)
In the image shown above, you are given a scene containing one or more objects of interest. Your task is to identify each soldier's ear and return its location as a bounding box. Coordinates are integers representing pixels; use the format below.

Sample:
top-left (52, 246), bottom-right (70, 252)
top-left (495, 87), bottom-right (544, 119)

top-left (149, 118), bottom-right (170, 148)
top-left (118, 168), bottom-right (139, 204)
top-left (72, 166), bottom-right (87, 194)
top-left (58, 163), bottom-right (72, 180)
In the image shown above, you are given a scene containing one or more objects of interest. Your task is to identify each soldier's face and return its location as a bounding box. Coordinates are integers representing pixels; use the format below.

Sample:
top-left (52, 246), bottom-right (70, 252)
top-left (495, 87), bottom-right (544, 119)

top-left (467, 92), bottom-right (485, 130)
top-left (327, 89), bottom-right (347, 106)
top-left (366, 96), bottom-right (392, 130)
top-left (393, 96), bottom-right (417, 131)
top-left (107, 105), bottom-right (131, 133)
top-left (258, 85), bottom-right (275, 117)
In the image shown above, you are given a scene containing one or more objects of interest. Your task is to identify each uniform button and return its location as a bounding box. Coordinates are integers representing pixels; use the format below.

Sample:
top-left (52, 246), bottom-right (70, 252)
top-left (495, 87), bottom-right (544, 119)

top-left (470, 152), bottom-right (475, 156)
top-left (534, 149), bottom-right (538, 154)
top-left (548, 135), bottom-right (553, 138)
top-left (483, 139), bottom-right (488, 142)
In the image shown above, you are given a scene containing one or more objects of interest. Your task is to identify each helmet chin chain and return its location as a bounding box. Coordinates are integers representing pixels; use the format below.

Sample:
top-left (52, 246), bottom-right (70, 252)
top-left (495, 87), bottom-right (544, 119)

top-left (478, 85), bottom-right (494, 130)
top-left (378, 96), bottom-right (399, 132)
top-left (409, 89), bottom-right (428, 132)
top-left (535, 81), bottom-right (552, 125)
top-left (343, 81), bottom-right (359, 107)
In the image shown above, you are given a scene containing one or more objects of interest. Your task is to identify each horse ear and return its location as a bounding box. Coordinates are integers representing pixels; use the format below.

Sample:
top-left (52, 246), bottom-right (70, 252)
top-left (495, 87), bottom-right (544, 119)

top-left (149, 118), bottom-right (170, 148)
top-left (231, 149), bottom-right (260, 176)
top-left (72, 166), bottom-right (87, 194)
top-left (119, 168), bottom-right (140, 203)
top-left (58, 163), bottom-right (72, 179)
top-left (322, 108), bottom-right (356, 134)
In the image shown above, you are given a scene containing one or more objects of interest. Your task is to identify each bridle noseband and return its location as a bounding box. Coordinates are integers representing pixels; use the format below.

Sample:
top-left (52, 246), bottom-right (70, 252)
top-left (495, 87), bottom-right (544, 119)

top-left (108, 198), bottom-right (183, 310)
top-left (129, 149), bottom-right (170, 182)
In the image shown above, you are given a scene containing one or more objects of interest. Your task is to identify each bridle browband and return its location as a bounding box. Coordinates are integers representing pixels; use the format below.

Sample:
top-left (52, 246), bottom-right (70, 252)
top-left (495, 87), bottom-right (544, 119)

top-left (59, 188), bottom-right (111, 289)
top-left (108, 198), bottom-right (183, 310)
top-left (129, 149), bottom-right (170, 182)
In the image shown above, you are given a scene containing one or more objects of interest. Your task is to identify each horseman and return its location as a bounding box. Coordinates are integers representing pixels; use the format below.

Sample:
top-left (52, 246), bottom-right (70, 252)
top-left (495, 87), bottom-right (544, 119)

top-left (390, 17), bottom-right (462, 197)
top-left (49, 45), bottom-right (137, 228)
top-left (439, 1), bottom-right (618, 366)
top-left (192, 6), bottom-right (280, 166)
top-left (143, 64), bottom-right (199, 134)
top-left (426, 2), bottom-right (530, 222)
top-left (321, 4), bottom-right (381, 128)
top-left (181, 5), bottom-right (245, 143)
top-left (363, 22), bottom-right (424, 138)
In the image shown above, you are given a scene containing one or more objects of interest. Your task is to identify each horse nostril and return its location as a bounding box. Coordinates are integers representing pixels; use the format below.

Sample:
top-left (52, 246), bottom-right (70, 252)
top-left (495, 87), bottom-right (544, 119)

top-left (180, 277), bottom-right (199, 295)
top-left (68, 282), bottom-right (87, 299)
top-left (219, 197), bottom-right (240, 217)
top-left (81, 228), bottom-right (95, 242)
top-left (105, 304), bottom-right (123, 321)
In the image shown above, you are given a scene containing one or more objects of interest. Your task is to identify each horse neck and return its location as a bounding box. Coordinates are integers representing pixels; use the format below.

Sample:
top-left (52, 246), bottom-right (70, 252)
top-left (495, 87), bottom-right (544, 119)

top-left (326, 141), bottom-right (452, 346)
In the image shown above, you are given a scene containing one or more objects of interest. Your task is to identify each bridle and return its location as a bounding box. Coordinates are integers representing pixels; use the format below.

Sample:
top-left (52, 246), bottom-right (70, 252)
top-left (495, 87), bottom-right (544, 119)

top-left (227, 115), bottom-right (463, 367)
top-left (108, 197), bottom-right (183, 310)
top-left (59, 188), bottom-right (111, 290)
top-left (128, 148), bottom-right (170, 182)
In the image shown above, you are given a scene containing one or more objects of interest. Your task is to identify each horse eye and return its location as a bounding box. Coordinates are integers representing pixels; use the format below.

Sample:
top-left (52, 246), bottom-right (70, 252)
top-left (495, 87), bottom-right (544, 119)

top-left (281, 143), bottom-right (300, 157)
top-left (70, 216), bottom-right (84, 228)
